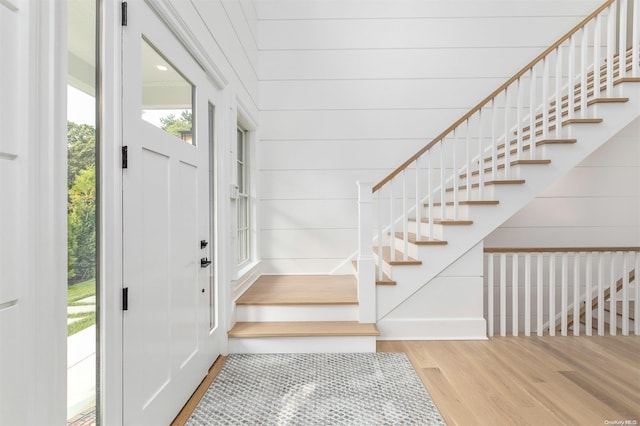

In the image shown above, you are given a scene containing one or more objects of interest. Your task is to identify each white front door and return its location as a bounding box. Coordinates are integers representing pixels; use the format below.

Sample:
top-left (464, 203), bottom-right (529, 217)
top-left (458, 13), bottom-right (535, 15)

top-left (122, 2), bottom-right (220, 424)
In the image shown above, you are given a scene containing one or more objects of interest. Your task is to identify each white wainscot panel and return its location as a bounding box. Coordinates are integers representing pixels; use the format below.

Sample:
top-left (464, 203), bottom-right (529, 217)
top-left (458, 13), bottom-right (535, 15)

top-left (261, 199), bottom-right (358, 230)
top-left (259, 47), bottom-right (543, 80)
top-left (578, 121), bottom-right (640, 167)
top-left (260, 228), bottom-right (357, 259)
top-left (259, 78), bottom-right (505, 111)
top-left (260, 16), bottom-right (578, 50)
top-left (261, 259), bottom-right (353, 275)
top-left (501, 197), bottom-right (640, 228)
top-left (259, 109), bottom-right (465, 140)
top-left (257, 0), bottom-right (601, 20)
top-left (259, 139), bottom-right (425, 171)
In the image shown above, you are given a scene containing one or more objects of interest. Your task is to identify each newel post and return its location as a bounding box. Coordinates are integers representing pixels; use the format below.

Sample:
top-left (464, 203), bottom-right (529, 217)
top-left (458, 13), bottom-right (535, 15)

top-left (356, 181), bottom-right (376, 323)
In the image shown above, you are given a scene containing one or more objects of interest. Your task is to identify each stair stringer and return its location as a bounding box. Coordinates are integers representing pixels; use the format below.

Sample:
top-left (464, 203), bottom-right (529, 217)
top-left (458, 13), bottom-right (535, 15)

top-left (375, 82), bottom-right (640, 324)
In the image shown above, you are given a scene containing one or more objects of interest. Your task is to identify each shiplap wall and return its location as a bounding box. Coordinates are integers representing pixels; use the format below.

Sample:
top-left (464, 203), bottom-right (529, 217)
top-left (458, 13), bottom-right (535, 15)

top-left (257, 0), bottom-right (602, 274)
top-left (486, 117), bottom-right (640, 248)
top-left (172, 0), bottom-right (259, 115)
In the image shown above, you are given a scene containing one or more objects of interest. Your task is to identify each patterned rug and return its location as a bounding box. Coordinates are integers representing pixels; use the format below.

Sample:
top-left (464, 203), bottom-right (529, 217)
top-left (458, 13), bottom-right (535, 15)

top-left (186, 353), bottom-right (446, 425)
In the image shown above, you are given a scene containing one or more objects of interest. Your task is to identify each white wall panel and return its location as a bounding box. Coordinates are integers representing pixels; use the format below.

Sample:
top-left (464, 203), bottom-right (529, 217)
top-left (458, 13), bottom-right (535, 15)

top-left (261, 229), bottom-right (357, 259)
top-left (260, 17), bottom-right (579, 50)
top-left (257, 0), bottom-right (601, 20)
top-left (260, 139), bottom-right (425, 170)
top-left (260, 47), bottom-right (544, 81)
top-left (260, 78), bottom-right (506, 111)
top-left (221, 0), bottom-right (258, 73)
top-left (261, 199), bottom-right (358, 230)
top-left (260, 109), bottom-right (465, 140)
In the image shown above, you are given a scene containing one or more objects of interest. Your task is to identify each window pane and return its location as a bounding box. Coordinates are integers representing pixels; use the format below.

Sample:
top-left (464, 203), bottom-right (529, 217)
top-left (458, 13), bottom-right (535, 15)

top-left (140, 38), bottom-right (194, 145)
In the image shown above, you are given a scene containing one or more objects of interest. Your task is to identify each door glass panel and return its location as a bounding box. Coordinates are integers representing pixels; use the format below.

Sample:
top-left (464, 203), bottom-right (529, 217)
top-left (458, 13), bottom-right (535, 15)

top-left (140, 38), bottom-right (194, 145)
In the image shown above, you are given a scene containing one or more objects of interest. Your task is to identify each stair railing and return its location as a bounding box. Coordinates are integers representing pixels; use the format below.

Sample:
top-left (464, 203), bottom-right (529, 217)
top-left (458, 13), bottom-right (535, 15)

top-left (356, 0), bottom-right (639, 301)
top-left (484, 247), bottom-right (640, 337)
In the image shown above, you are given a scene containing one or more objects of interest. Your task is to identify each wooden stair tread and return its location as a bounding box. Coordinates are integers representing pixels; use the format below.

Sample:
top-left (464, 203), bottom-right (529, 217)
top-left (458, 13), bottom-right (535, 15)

top-left (587, 97), bottom-right (629, 106)
top-left (393, 232), bottom-right (448, 245)
top-left (228, 321), bottom-right (380, 338)
top-left (236, 275), bottom-right (358, 305)
top-left (374, 246), bottom-right (422, 265)
top-left (562, 118), bottom-right (603, 125)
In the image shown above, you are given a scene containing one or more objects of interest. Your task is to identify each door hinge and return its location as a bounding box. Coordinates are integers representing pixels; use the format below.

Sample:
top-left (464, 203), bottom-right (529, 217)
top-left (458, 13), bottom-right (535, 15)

top-left (122, 146), bottom-right (128, 168)
top-left (123, 287), bottom-right (129, 311)
top-left (121, 2), bottom-right (128, 26)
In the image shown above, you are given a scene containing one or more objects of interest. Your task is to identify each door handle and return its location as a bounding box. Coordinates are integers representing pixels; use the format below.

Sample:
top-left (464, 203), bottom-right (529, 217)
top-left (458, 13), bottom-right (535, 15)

top-left (200, 258), bottom-right (212, 268)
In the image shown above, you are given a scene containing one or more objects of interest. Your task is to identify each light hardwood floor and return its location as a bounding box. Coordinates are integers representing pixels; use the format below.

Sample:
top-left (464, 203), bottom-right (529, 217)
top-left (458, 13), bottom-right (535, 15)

top-left (379, 336), bottom-right (640, 426)
top-left (173, 336), bottom-right (640, 425)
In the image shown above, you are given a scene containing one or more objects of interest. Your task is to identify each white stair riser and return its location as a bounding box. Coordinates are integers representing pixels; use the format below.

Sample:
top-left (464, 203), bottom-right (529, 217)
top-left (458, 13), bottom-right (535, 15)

top-left (229, 336), bottom-right (377, 354)
top-left (407, 221), bottom-right (444, 240)
top-left (422, 204), bottom-right (470, 219)
top-left (443, 186), bottom-right (495, 203)
top-left (237, 304), bottom-right (359, 322)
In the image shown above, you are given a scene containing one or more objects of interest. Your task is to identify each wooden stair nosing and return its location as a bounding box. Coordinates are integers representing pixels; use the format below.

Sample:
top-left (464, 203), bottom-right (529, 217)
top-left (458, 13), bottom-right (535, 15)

top-left (228, 321), bottom-right (380, 338)
top-left (411, 217), bottom-right (473, 225)
top-left (445, 179), bottom-right (525, 191)
top-left (427, 200), bottom-right (500, 206)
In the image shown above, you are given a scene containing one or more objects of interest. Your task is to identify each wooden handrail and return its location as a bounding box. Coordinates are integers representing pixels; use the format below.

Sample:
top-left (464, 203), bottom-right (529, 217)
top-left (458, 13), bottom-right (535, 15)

top-left (484, 247), bottom-right (640, 253)
top-left (372, 0), bottom-right (616, 193)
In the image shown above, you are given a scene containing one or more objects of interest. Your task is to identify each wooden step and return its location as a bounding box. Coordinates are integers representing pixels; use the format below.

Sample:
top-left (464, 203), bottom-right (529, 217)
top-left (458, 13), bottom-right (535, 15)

top-left (236, 275), bottom-right (357, 305)
top-left (228, 321), bottom-right (380, 338)
top-left (561, 117), bottom-right (603, 126)
top-left (393, 232), bottom-right (448, 245)
top-left (614, 77), bottom-right (640, 85)
top-left (445, 179), bottom-right (525, 191)
top-left (374, 246), bottom-right (421, 265)
top-left (587, 97), bottom-right (629, 106)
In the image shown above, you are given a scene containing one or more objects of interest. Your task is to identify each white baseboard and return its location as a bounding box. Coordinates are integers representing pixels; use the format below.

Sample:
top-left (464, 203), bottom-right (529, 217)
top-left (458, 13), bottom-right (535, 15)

top-left (377, 318), bottom-right (488, 340)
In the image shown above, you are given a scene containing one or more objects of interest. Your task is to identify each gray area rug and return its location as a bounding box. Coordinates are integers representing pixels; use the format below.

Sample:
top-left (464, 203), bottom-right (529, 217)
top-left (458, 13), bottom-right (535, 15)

top-left (186, 353), bottom-right (446, 425)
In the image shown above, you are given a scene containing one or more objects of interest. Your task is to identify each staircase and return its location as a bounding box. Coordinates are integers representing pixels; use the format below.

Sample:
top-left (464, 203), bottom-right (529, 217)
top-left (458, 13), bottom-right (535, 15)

top-left (229, 0), bottom-right (639, 352)
top-left (361, 0), bottom-right (639, 331)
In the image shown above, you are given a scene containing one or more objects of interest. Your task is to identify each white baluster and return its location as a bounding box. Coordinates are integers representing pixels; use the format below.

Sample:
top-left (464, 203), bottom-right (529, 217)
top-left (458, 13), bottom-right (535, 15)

top-left (465, 119), bottom-right (471, 202)
top-left (555, 47), bottom-right (563, 139)
top-left (560, 253), bottom-right (568, 336)
top-left (516, 77), bottom-right (523, 159)
top-left (488, 253), bottom-right (494, 337)
top-left (610, 251), bottom-right (617, 335)
top-left (542, 57), bottom-right (550, 140)
top-left (568, 35), bottom-right (576, 122)
top-left (634, 251), bottom-right (639, 335)
top-left (586, 252), bottom-right (593, 336)
top-left (606, 2), bottom-right (617, 96)
top-left (478, 111), bottom-right (484, 199)
top-left (594, 14), bottom-right (602, 99)
top-left (529, 68), bottom-right (537, 160)
top-left (491, 99), bottom-right (497, 181)
top-left (525, 253), bottom-right (531, 336)
top-left (428, 151), bottom-right (434, 240)
top-left (573, 253), bottom-right (581, 336)
top-left (402, 170), bottom-right (408, 261)
top-left (580, 27), bottom-right (588, 117)
top-left (512, 254), bottom-right (519, 336)
top-left (598, 253), bottom-right (605, 335)
top-left (537, 253), bottom-right (544, 336)
top-left (500, 253), bottom-right (507, 336)
top-left (415, 159), bottom-right (421, 242)
top-left (440, 140), bottom-right (445, 222)
top-left (377, 191), bottom-right (383, 282)
top-left (504, 88), bottom-right (512, 179)
top-left (452, 131), bottom-right (459, 220)
top-left (549, 253), bottom-right (556, 336)
top-left (389, 181), bottom-right (395, 263)
top-left (622, 251), bottom-right (629, 336)
top-left (620, 0), bottom-right (628, 79)
top-left (633, 0), bottom-right (639, 77)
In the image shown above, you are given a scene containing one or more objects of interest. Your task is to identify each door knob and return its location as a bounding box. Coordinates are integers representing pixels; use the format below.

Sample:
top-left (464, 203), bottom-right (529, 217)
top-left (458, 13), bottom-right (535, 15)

top-left (200, 258), bottom-right (212, 268)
